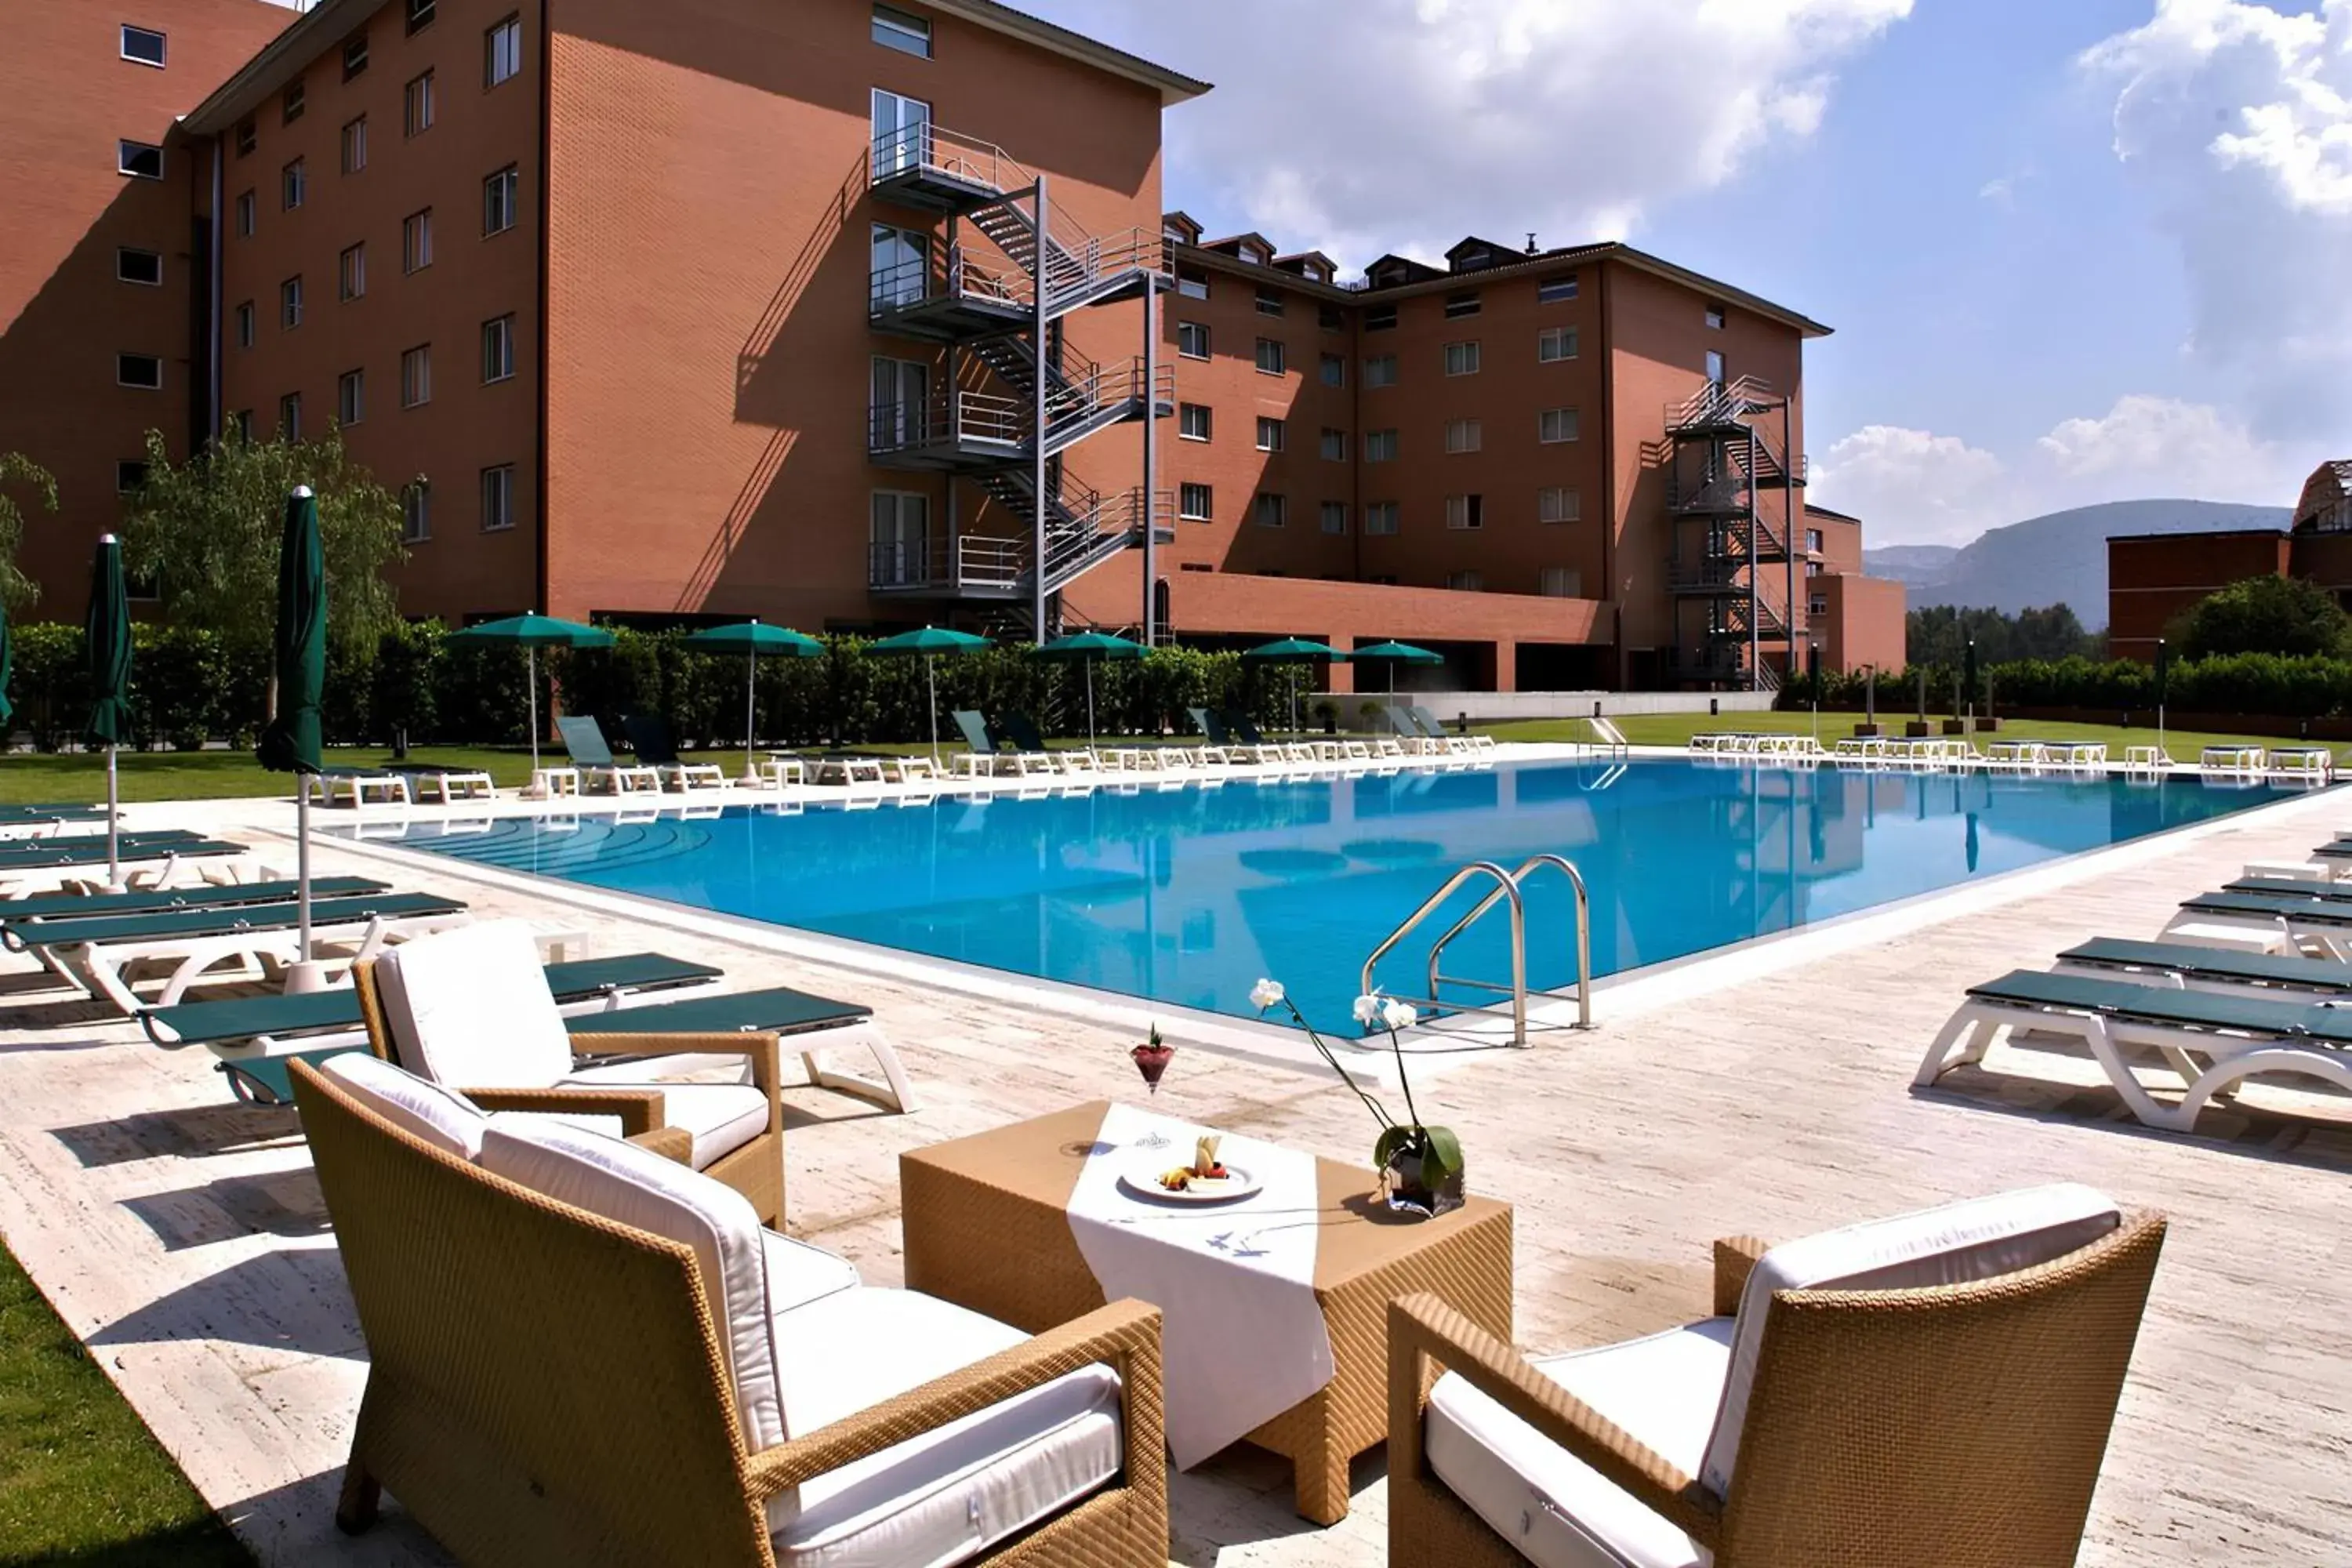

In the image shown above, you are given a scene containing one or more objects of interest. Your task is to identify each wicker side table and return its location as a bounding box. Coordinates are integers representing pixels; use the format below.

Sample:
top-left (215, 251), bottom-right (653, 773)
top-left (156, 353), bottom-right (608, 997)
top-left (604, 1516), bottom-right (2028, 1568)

top-left (900, 1100), bottom-right (1514, 1525)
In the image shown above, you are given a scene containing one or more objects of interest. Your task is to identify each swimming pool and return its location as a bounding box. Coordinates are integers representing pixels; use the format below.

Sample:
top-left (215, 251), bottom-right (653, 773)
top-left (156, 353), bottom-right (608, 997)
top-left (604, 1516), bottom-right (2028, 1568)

top-left (360, 760), bottom-right (2304, 1036)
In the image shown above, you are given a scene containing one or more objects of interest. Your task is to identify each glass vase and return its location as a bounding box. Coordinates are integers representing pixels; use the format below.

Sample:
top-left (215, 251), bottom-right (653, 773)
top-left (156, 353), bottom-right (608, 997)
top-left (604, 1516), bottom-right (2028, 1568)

top-left (1381, 1144), bottom-right (1465, 1218)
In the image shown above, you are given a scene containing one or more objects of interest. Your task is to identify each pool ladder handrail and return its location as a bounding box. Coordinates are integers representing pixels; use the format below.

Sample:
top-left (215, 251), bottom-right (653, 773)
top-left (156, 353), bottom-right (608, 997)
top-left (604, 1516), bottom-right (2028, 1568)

top-left (1359, 854), bottom-right (1595, 1047)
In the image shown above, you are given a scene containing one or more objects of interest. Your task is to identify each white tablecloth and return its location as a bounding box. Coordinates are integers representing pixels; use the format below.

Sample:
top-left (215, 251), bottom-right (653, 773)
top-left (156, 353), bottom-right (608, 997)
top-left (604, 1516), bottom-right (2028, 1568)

top-left (1065, 1102), bottom-right (1335, 1468)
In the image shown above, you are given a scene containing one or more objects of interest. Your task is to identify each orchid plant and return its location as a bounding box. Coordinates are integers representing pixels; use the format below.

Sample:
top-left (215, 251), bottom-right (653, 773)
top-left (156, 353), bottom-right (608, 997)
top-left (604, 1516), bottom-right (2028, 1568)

top-left (1250, 978), bottom-right (1465, 1207)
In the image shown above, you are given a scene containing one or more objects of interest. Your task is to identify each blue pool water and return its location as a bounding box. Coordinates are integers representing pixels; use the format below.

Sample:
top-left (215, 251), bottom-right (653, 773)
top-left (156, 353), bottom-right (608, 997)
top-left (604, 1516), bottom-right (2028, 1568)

top-left (361, 760), bottom-right (2303, 1036)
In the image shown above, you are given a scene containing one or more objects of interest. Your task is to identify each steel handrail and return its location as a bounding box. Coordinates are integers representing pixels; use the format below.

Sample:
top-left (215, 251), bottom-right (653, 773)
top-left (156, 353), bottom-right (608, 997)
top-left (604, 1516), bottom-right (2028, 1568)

top-left (1361, 862), bottom-right (1526, 1047)
top-left (1425, 855), bottom-right (1592, 1031)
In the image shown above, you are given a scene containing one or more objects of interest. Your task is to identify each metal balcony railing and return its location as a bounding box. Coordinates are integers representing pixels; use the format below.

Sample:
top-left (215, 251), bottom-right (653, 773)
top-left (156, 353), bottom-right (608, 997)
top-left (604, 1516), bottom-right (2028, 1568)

top-left (869, 122), bottom-right (1029, 195)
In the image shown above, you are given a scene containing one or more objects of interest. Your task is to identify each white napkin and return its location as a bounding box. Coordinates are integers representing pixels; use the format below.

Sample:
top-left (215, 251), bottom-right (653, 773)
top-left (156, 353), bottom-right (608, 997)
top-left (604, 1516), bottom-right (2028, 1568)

top-left (1065, 1102), bottom-right (1335, 1468)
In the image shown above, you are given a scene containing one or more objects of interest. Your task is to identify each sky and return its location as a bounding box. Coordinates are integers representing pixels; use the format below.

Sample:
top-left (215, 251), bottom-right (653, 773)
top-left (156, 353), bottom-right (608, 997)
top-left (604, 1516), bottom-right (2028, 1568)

top-left (1014, 0), bottom-right (2352, 547)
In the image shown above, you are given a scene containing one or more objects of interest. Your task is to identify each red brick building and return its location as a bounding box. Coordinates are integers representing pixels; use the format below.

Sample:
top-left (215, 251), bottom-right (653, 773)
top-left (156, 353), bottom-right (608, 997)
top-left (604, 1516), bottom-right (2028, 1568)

top-left (2107, 461), bottom-right (2352, 661)
top-left (0, 0), bottom-right (1902, 691)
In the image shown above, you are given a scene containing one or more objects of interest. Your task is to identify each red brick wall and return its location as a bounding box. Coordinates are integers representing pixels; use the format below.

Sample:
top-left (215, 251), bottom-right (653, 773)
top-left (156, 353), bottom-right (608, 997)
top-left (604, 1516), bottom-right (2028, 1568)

top-left (2107, 531), bottom-right (2290, 661)
top-left (1816, 572), bottom-right (1903, 675)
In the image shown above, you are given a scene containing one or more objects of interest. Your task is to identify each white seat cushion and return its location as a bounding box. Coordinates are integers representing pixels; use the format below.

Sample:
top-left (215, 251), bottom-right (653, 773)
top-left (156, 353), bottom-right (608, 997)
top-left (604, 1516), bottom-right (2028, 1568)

top-left (547, 1078), bottom-right (768, 1170)
top-left (374, 920), bottom-right (575, 1087)
top-left (1703, 1183), bottom-right (2120, 1494)
top-left (319, 1052), bottom-right (490, 1161)
top-left (1425, 1320), bottom-right (1726, 1568)
top-left (764, 1286), bottom-right (1122, 1563)
top-left (479, 1115), bottom-right (786, 1452)
top-left (764, 1232), bottom-right (861, 1316)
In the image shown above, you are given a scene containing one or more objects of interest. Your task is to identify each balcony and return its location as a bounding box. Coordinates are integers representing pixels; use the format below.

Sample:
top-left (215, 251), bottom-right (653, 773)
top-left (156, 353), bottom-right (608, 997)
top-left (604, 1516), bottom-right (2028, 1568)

top-left (866, 391), bottom-right (1026, 473)
top-left (868, 249), bottom-right (1033, 343)
top-left (868, 535), bottom-right (1025, 598)
top-left (869, 123), bottom-right (1025, 213)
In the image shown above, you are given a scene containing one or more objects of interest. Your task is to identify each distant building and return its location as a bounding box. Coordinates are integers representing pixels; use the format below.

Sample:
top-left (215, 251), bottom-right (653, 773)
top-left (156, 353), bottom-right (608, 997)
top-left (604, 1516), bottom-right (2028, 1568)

top-left (2107, 459), bottom-right (2352, 660)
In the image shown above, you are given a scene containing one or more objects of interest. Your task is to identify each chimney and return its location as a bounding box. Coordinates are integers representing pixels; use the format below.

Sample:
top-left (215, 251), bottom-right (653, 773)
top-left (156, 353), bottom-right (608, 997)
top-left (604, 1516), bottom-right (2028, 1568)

top-left (1525, 232), bottom-right (1538, 254)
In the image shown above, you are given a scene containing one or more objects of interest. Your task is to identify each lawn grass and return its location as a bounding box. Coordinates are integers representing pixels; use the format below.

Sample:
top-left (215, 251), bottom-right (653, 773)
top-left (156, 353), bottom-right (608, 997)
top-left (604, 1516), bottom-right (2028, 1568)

top-left (0, 1240), bottom-right (251, 1566)
top-left (1483, 710), bottom-right (2339, 762)
top-left (0, 746), bottom-right (535, 805)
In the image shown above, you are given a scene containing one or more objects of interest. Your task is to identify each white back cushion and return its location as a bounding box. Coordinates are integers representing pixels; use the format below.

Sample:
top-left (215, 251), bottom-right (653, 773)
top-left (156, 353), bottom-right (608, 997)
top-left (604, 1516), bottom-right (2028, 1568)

top-left (1701, 1183), bottom-right (2121, 1497)
top-left (321, 1051), bottom-right (490, 1160)
top-left (374, 920), bottom-right (574, 1087)
top-left (478, 1114), bottom-right (786, 1450)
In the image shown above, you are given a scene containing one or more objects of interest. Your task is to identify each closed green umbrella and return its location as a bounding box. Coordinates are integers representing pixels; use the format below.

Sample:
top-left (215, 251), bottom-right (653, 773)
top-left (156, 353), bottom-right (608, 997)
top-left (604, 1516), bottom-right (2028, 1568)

top-left (869, 626), bottom-right (990, 765)
top-left (445, 612), bottom-right (615, 781)
top-left (1242, 637), bottom-right (1348, 737)
top-left (1032, 630), bottom-right (1145, 747)
top-left (85, 535), bottom-right (133, 884)
top-left (257, 488), bottom-right (325, 975)
top-left (1962, 639), bottom-right (1979, 725)
top-left (0, 597), bottom-right (15, 731)
top-left (684, 620), bottom-right (824, 780)
top-left (1349, 639), bottom-right (1441, 697)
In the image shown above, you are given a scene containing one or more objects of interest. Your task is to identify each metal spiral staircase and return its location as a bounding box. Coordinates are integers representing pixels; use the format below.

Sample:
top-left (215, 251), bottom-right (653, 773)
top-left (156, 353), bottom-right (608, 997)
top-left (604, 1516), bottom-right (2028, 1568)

top-left (1663, 376), bottom-right (1806, 691)
top-left (864, 122), bottom-right (1174, 639)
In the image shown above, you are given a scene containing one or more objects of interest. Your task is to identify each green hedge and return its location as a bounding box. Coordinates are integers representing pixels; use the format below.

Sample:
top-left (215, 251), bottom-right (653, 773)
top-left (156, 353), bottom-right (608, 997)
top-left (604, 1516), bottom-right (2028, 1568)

top-left (3, 622), bottom-right (1288, 750)
top-left (1780, 652), bottom-right (2352, 720)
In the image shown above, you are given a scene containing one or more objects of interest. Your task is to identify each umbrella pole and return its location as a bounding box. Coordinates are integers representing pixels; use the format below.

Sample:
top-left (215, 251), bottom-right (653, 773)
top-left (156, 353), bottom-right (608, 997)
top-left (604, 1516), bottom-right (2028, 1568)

top-left (745, 651), bottom-right (757, 781)
top-left (296, 783), bottom-right (312, 963)
top-left (1086, 659), bottom-right (1097, 749)
top-left (106, 746), bottom-right (118, 887)
top-left (528, 647), bottom-right (542, 781)
top-left (927, 653), bottom-right (940, 768)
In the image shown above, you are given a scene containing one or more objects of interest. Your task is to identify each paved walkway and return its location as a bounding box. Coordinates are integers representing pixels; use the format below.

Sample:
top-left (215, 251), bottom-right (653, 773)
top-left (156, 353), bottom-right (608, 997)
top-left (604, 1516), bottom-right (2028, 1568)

top-left (0, 762), bottom-right (2345, 1565)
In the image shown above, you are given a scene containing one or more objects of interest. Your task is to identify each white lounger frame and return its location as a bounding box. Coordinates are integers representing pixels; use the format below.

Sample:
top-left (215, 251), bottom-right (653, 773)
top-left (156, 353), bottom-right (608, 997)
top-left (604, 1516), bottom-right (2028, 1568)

top-left (56, 912), bottom-right (471, 1015)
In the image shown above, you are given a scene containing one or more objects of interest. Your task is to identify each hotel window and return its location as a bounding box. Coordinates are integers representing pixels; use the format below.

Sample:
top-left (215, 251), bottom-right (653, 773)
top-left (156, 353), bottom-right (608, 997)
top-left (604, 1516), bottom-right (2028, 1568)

top-left (343, 32), bottom-right (369, 81)
top-left (121, 24), bottom-right (167, 66)
top-left (483, 165), bottom-right (519, 234)
top-left (280, 274), bottom-right (303, 328)
top-left (1175, 267), bottom-right (1208, 300)
top-left (401, 480), bottom-right (431, 543)
top-left (1806, 528), bottom-right (1824, 553)
top-left (1444, 419), bottom-right (1482, 454)
top-left (1178, 482), bottom-right (1212, 520)
top-left (481, 314), bottom-right (516, 382)
top-left (1704, 303), bottom-right (1726, 330)
top-left (1537, 274), bottom-right (1577, 303)
top-left (1444, 291), bottom-right (1480, 319)
top-left (1237, 241), bottom-right (1267, 265)
top-left (116, 248), bottom-right (162, 286)
top-left (873, 4), bottom-right (932, 57)
top-left (1809, 595), bottom-right (1828, 616)
top-left (1319, 428), bottom-right (1347, 462)
top-left (1807, 560), bottom-right (1823, 578)
top-left (869, 492), bottom-right (928, 583)
top-left (234, 190), bottom-right (256, 237)
top-left (1539, 407), bottom-right (1580, 444)
top-left (118, 140), bottom-right (163, 180)
top-left (282, 78), bottom-right (305, 125)
top-left (1446, 570), bottom-right (1484, 591)
top-left (869, 223), bottom-right (929, 309)
top-left (281, 157), bottom-right (306, 209)
top-left (1443, 340), bottom-right (1480, 376)
top-left (1252, 492), bottom-right (1287, 528)
top-left (406, 0), bottom-right (437, 35)
top-left (1538, 326), bottom-right (1578, 362)
top-left (234, 300), bottom-right (254, 348)
top-left (1363, 354), bottom-right (1397, 388)
top-left (337, 368), bottom-right (365, 425)
top-left (403, 209), bottom-right (433, 272)
top-left (234, 118), bottom-right (256, 157)
top-left (278, 392), bottom-right (302, 439)
top-left (1318, 303), bottom-right (1343, 331)
top-left (1178, 403), bottom-right (1210, 441)
top-left (485, 15), bottom-right (522, 86)
top-left (1538, 485), bottom-right (1581, 524)
top-left (1254, 286), bottom-right (1284, 318)
top-left (1364, 428), bottom-right (1398, 462)
top-left (480, 463), bottom-right (514, 530)
top-left (405, 71), bottom-right (435, 136)
top-left (116, 353), bottom-right (162, 390)
top-left (1704, 349), bottom-right (1726, 385)
top-left (339, 241), bottom-right (366, 300)
top-left (117, 461), bottom-right (148, 494)
top-left (1255, 416), bottom-right (1285, 452)
top-left (1445, 494), bottom-right (1483, 531)
top-left (401, 343), bottom-right (431, 408)
top-left (1319, 502), bottom-right (1347, 535)
top-left (1365, 307), bottom-right (1400, 336)
top-left (1319, 353), bottom-right (1345, 388)
top-left (1539, 567), bottom-right (1581, 598)
top-left (230, 409), bottom-right (253, 442)
top-left (1176, 321), bottom-right (1208, 359)
top-left (1363, 501), bottom-right (1399, 535)
top-left (341, 115), bottom-right (367, 174)
top-left (1254, 338), bottom-right (1285, 376)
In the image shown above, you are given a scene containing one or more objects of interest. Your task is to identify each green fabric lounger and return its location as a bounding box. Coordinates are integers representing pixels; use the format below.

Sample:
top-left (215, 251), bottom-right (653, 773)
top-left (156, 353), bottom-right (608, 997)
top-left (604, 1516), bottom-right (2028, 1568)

top-left (557, 715), bottom-right (662, 794)
top-left (2222, 878), bottom-right (2352, 902)
top-left (563, 982), bottom-right (913, 1113)
top-left (1916, 966), bottom-right (2352, 1131)
top-left (24, 891), bottom-right (463, 951)
top-left (0, 804), bottom-right (110, 822)
top-left (0, 877), bottom-right (389, 948)
top-left (0, 829), bottom-right (208, 864)
top-left (2056, 937), bottom-right (2352, 996)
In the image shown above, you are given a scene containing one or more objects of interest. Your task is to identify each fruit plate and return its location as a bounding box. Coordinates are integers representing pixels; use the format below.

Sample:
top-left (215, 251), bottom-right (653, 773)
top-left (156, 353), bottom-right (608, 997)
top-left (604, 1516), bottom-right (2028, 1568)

top-left (1117, 1163), bottom-right (1261, 1205)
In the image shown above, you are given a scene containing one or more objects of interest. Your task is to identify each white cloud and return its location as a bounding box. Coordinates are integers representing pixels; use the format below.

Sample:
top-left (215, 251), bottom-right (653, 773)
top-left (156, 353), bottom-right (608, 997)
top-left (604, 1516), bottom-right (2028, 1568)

top-left (1041, 0), bottom-right (1911, 268)
top-left (1814, 425), bottom-right (2009, 546)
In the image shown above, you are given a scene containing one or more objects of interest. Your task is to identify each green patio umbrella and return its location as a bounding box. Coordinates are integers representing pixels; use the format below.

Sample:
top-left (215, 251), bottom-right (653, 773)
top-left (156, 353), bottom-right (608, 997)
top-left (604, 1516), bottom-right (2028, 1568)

top-left (1032, 630), bottom-right (1145, 747)
top-left (256, 488), bottom-right (325, 975)
top-left (1349, 639), bottom-right (1442, 697)
top-left (684, 620), bottom-right (824, 780)
top-left (0, 596), bottom-right (15, 733)
top-left (84, 535), bottom-right (133, 884)
top-left (869, 625), bottom-right (990, 765)
top-left (1242, 637), bottom-right (1348, 737)
top-left (445, 612), bottom-right (615, 781)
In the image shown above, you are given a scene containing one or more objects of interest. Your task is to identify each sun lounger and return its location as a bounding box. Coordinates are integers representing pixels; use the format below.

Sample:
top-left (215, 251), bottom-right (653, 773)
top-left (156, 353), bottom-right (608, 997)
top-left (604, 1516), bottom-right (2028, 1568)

top-left (1917, 966), bottom-right (2352, 1131)
top-left (145, 951), bottom-right (726, 1104)
top-left (0, 836), bottom-right (248, 898)
top-left (949, 710), bottom-right (1051, 777)
top-left (299, 766), bottom-right (413, 808)
top-left (557, 715), bottom-right (663, 794)
top-left (1183, 707), bottom-right (1240, 766)
top-left (997, 710), bottom-right (1096, 773)
top-left (2267, 746), bottom-right (2335, 781)
top-left (561, 981), bottom-right (913, 1113)
top-left (383, 763), bottom-right (496, 801)
top-left (2054, 936), bottom-right (2352, 999)
top-left (1410, 705), bottom-right (1493, 753)
top-left (1221, 710), bottom-right (1311, 765)
top-left (0, 804), bottom-right (113, 840)
top-left (621, 714), bottom-right (730, 791)
top-left (2201, 743), bottom-right (2266, 772)
top-left (2157, 889), bottom-right (2352, 960)
top-left (0, 875), bottom-right (388, 949)
top-left (811, 753), bottom-right (887, 786)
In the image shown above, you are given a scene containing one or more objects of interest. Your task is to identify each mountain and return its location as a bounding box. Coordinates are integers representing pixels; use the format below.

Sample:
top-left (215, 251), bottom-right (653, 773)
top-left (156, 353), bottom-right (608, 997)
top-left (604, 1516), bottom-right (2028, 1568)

top-left (1863, 499), bottom-right (2294, 629)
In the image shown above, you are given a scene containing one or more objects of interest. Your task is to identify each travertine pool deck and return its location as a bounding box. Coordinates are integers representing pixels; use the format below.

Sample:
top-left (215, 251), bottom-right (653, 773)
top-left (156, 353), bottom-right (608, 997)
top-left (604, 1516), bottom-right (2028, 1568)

top-left (1, 757), bottom-right (2347, 1566)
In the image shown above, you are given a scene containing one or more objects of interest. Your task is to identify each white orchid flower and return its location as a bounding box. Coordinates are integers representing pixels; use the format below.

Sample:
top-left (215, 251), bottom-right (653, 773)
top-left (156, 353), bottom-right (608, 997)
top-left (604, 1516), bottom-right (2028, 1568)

top-left (1352, 993), bottom-right (1384, 1026)
top-left (1381, 998), bottom-right (1419, 1032)
top-left (1249, 978), bottom-right (1286, 1012)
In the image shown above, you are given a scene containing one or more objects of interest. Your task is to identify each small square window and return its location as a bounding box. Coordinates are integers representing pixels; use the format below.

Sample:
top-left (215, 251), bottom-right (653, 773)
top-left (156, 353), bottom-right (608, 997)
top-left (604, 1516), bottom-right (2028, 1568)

top-left (234, 300), bottom-right (255, 348)
top-left (485, 16), bottom-right (522, 87)
top-left (1540, 567), bottom-right (1583, 599)
top-left (278, 392), bottom-right (303, 439)
top-left (280, 274), bottom-right (303, 328)
top-left (1443, 340), bottom-right (1480, 376)
top-left (1176, 266), bottom-right (1208, 300)
top-left (1319, 502), bottom-right (1348, 535)
top-left (1254, 286), bottom-right (1284, 318)
top-left (1363, 304), bottom-right (1397, 332)
top-left (1252, 492), bottom-right (1287, 529)
top-left (1364, 429), bottom-right (1398, 463)
top-left (482, 314), bottom-right (516, 383)
top-left (402, 480), bottom-right (432, 543)
top-left (343, 33), bottom-right (369, 81)
top-left (403, 209), bottom-right (434, 273)
top-left (1538, 486), bottom-right (1581, 524)
top-left (481, 463), bottom-right (515, 530)
top-left (117, 460), bottom-right (149, 494)
top-left (121, 25), bottom-right (167, 66)
top-left (1538, 274), bottom-right (1578, 303)
top-left (1444, 291), bottom-right (1480, 319)
top-left (1363, 502), bottom-right (1399, 536)
top-left (1444, 419), bottom-right (1482, 454)
top-left (1445, 495), bottom-right (1484, 531)
top-left (118, 140), bottom-right (163, 180)
top-left (234, 118), bottom-right (256, 157)
top-left (1446, 569), bottom-right (1484, 591)
top-left (339, 241), bottom-right (366, 300)
top-left (340, 115), bottom-right (367, 174)
top-left (1254, 337), bottom-right (1285, 376)
top-left (1318, 303), bottom-right (1344, 332)
top-left (116, 353), bottom-right (162, 390)
top-left (1540, 407), bottom-right (1580, 444)
top-left (1178, 403), bottom-right (1210, 441)
top-left (281, 157), bottom-right (306, 209)
top-left (1178, 482), bottom-right (1212, 520)
top-left (1704, 303), bottom-right (1726, 330)
top-left (234, 190), bottom-right (256, 237)
top-left (1538, 326), bottom-right (1578, 363)
top-left (483, 165), bottom-right (519, 234)
top-left (873, 3), bottom-right (932, 57)
top-left (1319, 428), bottom-right (1346, 462)
top-left (1176, 321), bottom-right (1208, 360)
top-left (337, 367), bottom-right (365, 426)
top-left (401, 344), bottom-right (432, 408)
top-left (1255, 416), bottom-right (1284, 452)
top-left (1363, 354), bottom-right (1398, 389)
top-left (282, 78), bottom-right (305, 125)
top-left (405, 0), bottom-right (437, 35)
top-left (1237, 242), bottom-right (1267, 266)
top-left (115, 248), bottom-right (162, 286)
top-left (1319, 353), bottom-right (1345, 389)
top-left (405, 71), bottom-right (435, 137)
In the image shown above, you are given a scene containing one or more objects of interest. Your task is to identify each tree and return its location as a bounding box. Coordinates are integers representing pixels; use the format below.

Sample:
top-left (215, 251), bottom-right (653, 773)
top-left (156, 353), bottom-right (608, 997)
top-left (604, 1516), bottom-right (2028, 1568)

top-left (0, 452), bottom-right (56, 612)
top-left (120, 423), bottom-right (406, 659)
top-left (2169, 574), bottom-right (2352, 660)
top-left (1906, 602), bottom-right (2100, 666)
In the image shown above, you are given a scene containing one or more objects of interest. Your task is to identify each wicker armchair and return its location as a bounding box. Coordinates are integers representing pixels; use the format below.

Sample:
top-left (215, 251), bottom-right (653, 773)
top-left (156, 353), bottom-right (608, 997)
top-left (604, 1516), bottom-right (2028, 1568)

top-left (352, 920), bottom-right (787, 1224)
top-left (291, 1057), bottom-right (1169, 1567)
top-left (1388, 1188), bottom-right (2167, 1568)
